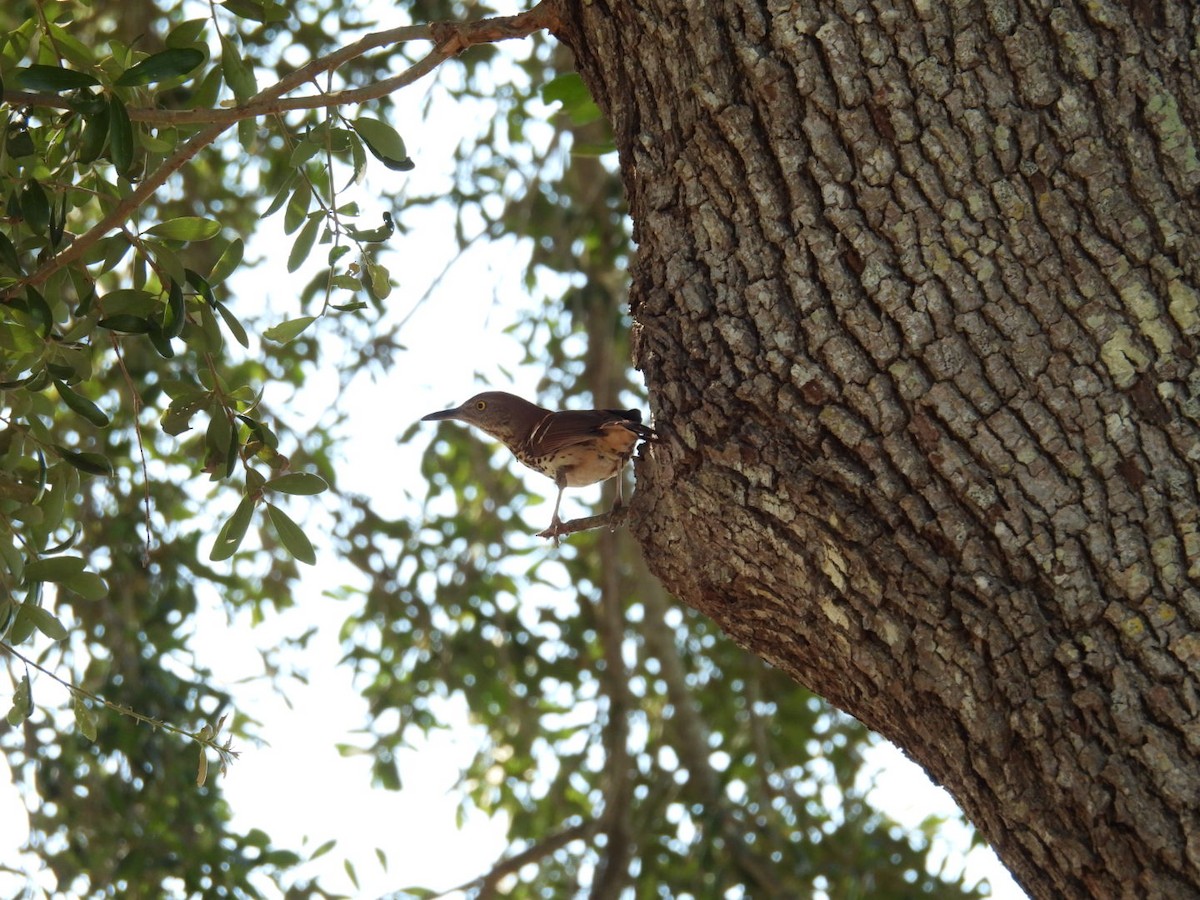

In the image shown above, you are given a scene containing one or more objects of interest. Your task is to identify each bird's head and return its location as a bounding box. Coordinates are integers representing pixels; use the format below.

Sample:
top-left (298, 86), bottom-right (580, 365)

top-left (421, 391), bottom-right (546, 446)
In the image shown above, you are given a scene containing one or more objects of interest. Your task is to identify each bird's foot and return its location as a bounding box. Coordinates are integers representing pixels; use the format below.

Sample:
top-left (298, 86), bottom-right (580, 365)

top-left (536, 506), bottom-right (630, 542)
top-left (537, 516), bottom-right (565, 545)
top-left (608, 497), bottom-right (625, 531)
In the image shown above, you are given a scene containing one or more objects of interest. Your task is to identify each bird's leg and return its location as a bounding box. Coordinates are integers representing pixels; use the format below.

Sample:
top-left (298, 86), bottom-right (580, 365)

top-left (537, 479), bottom-right (568, 543)
top-left (612, 469), bottom-right (625, 510)
top-left (606, 469), bottom-right (626, 531)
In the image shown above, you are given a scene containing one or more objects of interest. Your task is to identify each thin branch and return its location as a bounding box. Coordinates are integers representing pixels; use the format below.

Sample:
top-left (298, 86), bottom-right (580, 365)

top-left (536, 505), bottom-right (629, 541)
top-left (424, 820), bottom-right (598, 900)
top-left (395, 225), bottom-right (487, 331)
top-left (2, 1), bottom-right (561, 299)
top-left (0, 639), bottom-right (238, 764)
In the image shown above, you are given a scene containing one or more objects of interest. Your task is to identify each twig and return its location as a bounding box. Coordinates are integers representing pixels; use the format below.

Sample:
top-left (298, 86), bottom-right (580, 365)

top-left (403, 820), bottom-right (597, 900)
top-left (536, 505), bottom-right (630, 541)
top-left (0, 639), bottom-right (238, 765)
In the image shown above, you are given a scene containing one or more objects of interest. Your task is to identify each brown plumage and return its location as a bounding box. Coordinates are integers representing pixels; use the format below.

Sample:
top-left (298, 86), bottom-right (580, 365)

top-left (421, 391), bottom-right (654, 536)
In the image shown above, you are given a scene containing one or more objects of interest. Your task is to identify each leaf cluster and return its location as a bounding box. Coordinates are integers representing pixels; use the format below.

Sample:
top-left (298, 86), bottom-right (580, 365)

top-left (0, 0), bottom-right (417, 893)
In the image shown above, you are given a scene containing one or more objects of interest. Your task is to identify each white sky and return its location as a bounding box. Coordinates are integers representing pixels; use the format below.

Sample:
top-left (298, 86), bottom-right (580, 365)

top-left (0, 6), bottom-right (1028, 898)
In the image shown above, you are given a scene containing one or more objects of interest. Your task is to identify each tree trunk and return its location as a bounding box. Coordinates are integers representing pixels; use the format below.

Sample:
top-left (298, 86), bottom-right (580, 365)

top-left (554, 1), bottom-right (1200, 897)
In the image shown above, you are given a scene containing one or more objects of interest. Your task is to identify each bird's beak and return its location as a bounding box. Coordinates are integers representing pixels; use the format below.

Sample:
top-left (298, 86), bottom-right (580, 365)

top-left (421, 406), bottom-right (461, 422)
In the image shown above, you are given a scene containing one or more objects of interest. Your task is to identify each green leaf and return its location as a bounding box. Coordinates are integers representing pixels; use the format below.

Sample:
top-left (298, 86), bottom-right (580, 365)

top-left (350, 117), bottom-right (414, 172)
top-left (542, 72), bottom-right (591, 107)
top-left (220, 35), bottom-right (257, 103)
top-left (283, 180), bottom-right (312, 234)
top-left (15, 64), bottom-right (99, 92)
top-left (310, 839), bottom-right (337, 861)
top-left (97, 314), bottom-right (151, 334)
top-left (210, 495), bottom-right (256, 561)
top-left (288, 215), bottom-right (323, 272)
top-left (167, 18), bottom-right (209, 49)
top-left (151, 244), bottom-right (187, 295)
top-left (237, 117), bottom-right (256, 151)
top-left (266, 503), bottom-right (315, 565)
top-left (108, 95), bottom-right (134, 175)
top-left (21, 288), bottom-right (52, 339)
top-left (115, 48), bottom-right (205, 86)
top-left (0, 231), bottom-right (22, 274)
top-left (164, 280), bottom-right (186, 338)
top-left (192, 63), bottom-right (223, 108)
top-left (99, 288), bottom-right (158, 317)
top-left (184, 268), bottom-right (215, 304)
top-left (373, 756), bottom-right (402, 791)
top-left (262, 170), bottom-right (298, 219)
top-left (364, 260), bottom-right (392, 301)
top-left (147, 323), bottom-right (176, 358)
top-left (209, 238), bottom-right (244, 285)
top-left (8, 600), bottom-right (38, 646)
top-left (145, 217), bottom-right (221, 241)
top-left (73, 696), bottom-right (98, 741)
top-left (23, 604), bottom-right (69, 641)
top-left (289, 140), bottom-right (322, 169)
top-left (25, 555), bottom-right (87, 582)
top-left (6, 675), bottom-right (31, 725)
top-left (213, 300), bottom-right (249, 348)
top-left (345, 212), bottom-right (395, 244)
top-left (266, 472), bottom-right (328, 495)
top-left (55, 380), bottom-right (110, 427)
top-left (162, 391), bottom-right (209, 436)
top-left (0, 539), bottom-right (25, 585)
top-left (193, 301), bottom-right (224, 352)
top-left (542, 72), bottom-right (604, 125)
top-left (47, 24), bottom-right (98, 70)
top-left (49, 191), bottom-right (69, 248)
top-left (237, 414), bottom-right (279, 451)
top-left (54, 446), bottom-right (113, 477)
top-left (20, 180), bottom-right (50, 235)
top-left (222, 0), bottom-right (290, 22)
top-left (63, 571), bottom-right (108, 600)
top-left (262, 315), bottom-right (316, 344)
top-left (207, 408), bottom-right (234, 457)
top-left (7, 127), bottom-right (34, 157)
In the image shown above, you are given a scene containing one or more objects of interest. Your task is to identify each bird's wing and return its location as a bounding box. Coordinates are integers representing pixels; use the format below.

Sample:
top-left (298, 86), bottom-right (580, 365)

top-left (527, 409), bottom-right (648, 455)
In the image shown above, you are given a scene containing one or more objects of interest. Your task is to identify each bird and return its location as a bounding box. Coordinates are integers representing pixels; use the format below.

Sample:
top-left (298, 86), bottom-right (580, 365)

top-left (421, 391), bottom-right (655, 538)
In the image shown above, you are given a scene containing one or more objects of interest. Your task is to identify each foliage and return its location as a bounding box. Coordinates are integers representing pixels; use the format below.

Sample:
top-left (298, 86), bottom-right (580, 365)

top-left (1, 0), bottom-right (990, 897)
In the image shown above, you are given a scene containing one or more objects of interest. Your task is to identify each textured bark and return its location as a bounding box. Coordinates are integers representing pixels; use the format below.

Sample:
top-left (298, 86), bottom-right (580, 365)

top-left (553, 1), bottom-right (1200, 898)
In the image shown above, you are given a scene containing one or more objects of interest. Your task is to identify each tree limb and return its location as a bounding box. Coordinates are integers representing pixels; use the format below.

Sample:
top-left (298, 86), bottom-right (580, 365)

top-left (429, 819), bottom-right (598, 899)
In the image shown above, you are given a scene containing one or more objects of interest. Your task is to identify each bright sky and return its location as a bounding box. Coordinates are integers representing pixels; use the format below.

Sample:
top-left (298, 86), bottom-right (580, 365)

top-left (0, 6), bottom-right (1029, 898)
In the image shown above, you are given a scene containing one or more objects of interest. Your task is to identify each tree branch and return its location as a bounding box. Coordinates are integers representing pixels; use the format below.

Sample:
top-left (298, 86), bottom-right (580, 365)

top-left (429, 820), bottom-right (598, 899)
top-left (0, 639), bottom-right (237, 768)
top-left (638, 580), bottom-right (787, 897)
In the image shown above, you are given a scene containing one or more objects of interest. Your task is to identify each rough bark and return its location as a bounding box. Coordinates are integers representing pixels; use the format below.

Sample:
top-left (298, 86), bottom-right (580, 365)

top-left (553, 1), bottom-right (1200, 897)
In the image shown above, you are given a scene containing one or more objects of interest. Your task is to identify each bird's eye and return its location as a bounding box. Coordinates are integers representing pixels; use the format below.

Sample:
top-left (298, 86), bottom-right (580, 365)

top-left (476, 401), bottom-right (486, 410)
